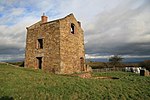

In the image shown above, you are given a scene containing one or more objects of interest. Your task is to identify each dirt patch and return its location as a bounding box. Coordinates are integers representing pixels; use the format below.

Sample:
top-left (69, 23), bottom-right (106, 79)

top-left (71, 72), bottom-right (119, 79)
top-left (93, 76), bottom-right (119, 79)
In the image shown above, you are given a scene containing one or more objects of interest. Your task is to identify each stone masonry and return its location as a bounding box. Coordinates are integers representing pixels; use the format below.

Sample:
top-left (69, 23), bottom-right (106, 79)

top-left (25, 13), bottom-right (88, 74)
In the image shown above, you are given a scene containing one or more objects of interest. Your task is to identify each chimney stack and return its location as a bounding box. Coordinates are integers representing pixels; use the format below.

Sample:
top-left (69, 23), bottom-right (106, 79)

top-left (41, 13), bottom-right (48, 23)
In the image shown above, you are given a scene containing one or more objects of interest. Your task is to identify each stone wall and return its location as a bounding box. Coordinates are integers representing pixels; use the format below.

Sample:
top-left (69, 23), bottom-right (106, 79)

top-left (25, 20), bottom-right (61, 73)
top-left (59, 14), bottom-right (85, 74)
top-left (25, 14), bottom-right (86, 74)
top-left (140, 70), bottom-right (149, 76)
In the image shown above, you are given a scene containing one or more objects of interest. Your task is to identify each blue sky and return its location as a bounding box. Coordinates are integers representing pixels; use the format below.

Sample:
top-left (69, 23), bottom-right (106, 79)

top-left (0, 0), bottom-right (150, 62)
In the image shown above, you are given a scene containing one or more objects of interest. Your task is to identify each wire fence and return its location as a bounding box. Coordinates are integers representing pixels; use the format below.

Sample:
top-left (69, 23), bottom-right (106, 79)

top-left (92, 67), bottom-right (124, 72)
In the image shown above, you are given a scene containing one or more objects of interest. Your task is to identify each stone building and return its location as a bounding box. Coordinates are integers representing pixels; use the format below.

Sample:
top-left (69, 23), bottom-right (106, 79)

top-left (25, 13), bottom-right (87, 74)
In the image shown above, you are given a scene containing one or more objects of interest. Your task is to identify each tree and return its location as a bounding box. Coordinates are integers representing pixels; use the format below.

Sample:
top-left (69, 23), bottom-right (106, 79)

top-left (109, 55), bottom-right (123, 68)
top-left (139, 60), bottom-right (150, 71)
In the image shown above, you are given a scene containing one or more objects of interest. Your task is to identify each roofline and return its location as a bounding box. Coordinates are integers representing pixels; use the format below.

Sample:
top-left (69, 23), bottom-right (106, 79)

top-left (41, 13), bottom-right (75, 25)
top-left (26, 13), bottom-right (82, 30)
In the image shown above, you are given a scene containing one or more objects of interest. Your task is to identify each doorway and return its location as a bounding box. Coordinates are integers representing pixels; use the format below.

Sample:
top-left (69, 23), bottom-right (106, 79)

top-left (37, 57), bottom-right (42, 69)
top-left (80, 57), bottom-right (84, 71)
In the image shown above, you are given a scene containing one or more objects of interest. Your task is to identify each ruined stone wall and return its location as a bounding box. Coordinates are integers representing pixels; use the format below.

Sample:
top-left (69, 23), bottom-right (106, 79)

top-left (25, 21), bottom-right (61, 73)
top-left (59, 14), bottom-right (85, 74)
top-left (25, 24), bottom-right (40, 69)
top-left (41, 21), bottom-right (61, 73)
top-left (25, 14), bottom-right (85, 74)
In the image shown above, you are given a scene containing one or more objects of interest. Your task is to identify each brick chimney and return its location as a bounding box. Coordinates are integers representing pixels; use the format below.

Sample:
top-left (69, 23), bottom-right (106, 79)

top-left (41, 13), bottom-right (48, 23)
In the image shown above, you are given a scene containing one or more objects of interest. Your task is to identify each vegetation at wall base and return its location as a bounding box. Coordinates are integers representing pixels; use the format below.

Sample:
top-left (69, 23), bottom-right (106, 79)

top-left (7, 61), bottom-right (24, 67)
top-left (0, 63), bottom-right (150, 100)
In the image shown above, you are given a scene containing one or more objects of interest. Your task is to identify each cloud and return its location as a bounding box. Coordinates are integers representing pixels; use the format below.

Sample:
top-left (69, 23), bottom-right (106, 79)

top-left (0, 54), bottom-right (24, 62)
top-left (0, 6), bottom-right (4, 12)
top-left (0, 14), bottom-right (39, 61)
top-left (0, 0), bottom-right (150, 61)
top-left (0, 0), bottom-right (54, 61)
top-left (85, 0), bottom-right (150, 58)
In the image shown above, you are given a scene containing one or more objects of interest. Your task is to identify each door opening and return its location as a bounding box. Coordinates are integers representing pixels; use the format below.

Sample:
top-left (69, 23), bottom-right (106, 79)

top-left (37, 57), bottom-right (42, 69)
top-left (80, 57), bottom-right (84, 71)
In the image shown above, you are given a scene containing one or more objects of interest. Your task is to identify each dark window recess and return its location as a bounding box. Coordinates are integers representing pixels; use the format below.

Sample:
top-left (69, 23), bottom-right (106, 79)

top-left (37, 57), bottom-right (42, 69)
top-left (71, 23), bottom-right (75, 34)
top-left (38, 39), bottom-right (43, 49)
top-left (80, 57), bottom-right (84, 71)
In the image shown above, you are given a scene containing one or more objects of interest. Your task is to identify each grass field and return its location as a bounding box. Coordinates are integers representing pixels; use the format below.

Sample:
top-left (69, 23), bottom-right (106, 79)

top-left (0, 63), bottom-right (150, 100)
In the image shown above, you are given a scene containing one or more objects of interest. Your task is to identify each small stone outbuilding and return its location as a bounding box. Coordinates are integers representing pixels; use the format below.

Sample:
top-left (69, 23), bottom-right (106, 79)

top-left (25, 13), bottom-right (88, 74)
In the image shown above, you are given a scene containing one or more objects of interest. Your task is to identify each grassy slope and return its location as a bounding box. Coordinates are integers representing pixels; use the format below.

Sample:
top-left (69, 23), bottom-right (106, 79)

top-left (0, 63), bottom-right (150, 100)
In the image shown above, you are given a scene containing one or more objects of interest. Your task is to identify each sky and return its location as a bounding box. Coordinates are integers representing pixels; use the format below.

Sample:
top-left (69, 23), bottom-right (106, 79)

top-left (0, 0), bottom-right (150, 62)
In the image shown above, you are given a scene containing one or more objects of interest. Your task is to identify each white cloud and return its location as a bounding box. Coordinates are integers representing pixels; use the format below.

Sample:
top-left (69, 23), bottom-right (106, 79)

top-left (85, 0), bottom-right (150, 57)
top-left (0, 0), bottom-right (150, 61)
top-left (0, 6), bottom-right (4, 12)
top-left (85, 54), bottom-right (150, 59)
top-left (11, 8), bottom-right (25, 16)
top-left (0, 15), bottom-right (39, 49)
top-left (0, 54), bottom-right (24, 62)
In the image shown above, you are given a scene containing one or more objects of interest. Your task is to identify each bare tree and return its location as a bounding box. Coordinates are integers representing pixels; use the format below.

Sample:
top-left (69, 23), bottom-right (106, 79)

top-left (109, 55), bottom-right (123, 68)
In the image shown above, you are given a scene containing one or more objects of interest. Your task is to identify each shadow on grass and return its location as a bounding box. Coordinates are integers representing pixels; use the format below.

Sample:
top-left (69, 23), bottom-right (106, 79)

top-left (0, 96), bottom-right (14, 100)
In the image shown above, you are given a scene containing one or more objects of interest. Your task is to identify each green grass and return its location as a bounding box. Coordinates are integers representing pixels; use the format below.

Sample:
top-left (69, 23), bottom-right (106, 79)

top-left (0, 63), bottom-right (150, 100)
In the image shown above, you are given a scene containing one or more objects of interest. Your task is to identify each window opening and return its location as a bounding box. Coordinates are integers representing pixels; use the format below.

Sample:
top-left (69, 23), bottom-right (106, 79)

top-left (38, 39), bottom-right (43, 49)
top-left (71, 23), bottom-right (75, 34)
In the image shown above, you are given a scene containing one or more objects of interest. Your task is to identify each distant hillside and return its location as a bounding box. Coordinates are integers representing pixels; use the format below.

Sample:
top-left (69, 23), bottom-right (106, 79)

top-left (87, 57), bottom-right (150, 63)
top-left (86, 61), bottom-right (139, 69)
top-left (0, 58), bottom-right (24, 62)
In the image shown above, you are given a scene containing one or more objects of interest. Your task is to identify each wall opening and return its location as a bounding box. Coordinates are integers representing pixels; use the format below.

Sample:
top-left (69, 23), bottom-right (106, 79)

top-left (37, 57), bottom-right (42, 69)
top-left (80, 57), bottom-right (84, 71)
top-left (71, 23), bottom-right (75, 34)
top-left (37, 39), bottom-right (43, 49)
